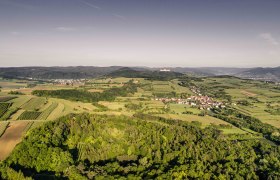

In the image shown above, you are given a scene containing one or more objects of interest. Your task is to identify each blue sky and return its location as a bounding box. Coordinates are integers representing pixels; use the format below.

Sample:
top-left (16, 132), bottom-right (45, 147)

top-left (0, 0), bottom-right (279, 67)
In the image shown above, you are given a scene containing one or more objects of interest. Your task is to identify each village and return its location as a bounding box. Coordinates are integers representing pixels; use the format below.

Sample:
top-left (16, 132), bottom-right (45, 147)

top-left (51, 79), bottom-right (86, 86)
top-left (154, 85), bottom-right (225, 110)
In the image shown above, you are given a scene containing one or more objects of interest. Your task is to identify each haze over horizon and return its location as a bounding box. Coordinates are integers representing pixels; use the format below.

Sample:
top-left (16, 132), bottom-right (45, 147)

top-left (0, 0), bottom-right (280, 67)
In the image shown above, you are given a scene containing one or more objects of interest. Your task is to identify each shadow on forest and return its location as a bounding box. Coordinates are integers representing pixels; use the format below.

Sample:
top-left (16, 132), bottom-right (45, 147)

top-left (11, 163), bottom-right (65, 180)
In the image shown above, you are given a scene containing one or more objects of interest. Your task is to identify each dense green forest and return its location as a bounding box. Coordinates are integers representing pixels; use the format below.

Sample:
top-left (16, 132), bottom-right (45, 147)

top-left (1, 113), bottom-right (279, 179)
top-left (32, 81), bottom-right (138, 103)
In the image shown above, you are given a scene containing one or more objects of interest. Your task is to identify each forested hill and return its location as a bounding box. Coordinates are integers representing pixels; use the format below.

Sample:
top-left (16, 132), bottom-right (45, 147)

top-left (1, 113), bottom-right (279, 179)
top-left (0, 66), bottom-right (122, 79)
top-left (108, 67), bottom-right (184, 80)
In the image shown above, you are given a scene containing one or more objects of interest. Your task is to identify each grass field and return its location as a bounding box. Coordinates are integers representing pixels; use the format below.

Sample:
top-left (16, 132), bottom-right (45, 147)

top-left (16, 84), bottom-right (75, 95)
top-left (38, 102), bottom-right (59, 120)
top-left (169, 104), bottom-right (202, 114)
top-left (21, 97), bottom-right (47, 111)
top-left (0, 81), bottom-right (27, 89)
top-left (85, 77), bottom-right (131, 90)
top-left (99, 101), bottom-right (125, 110)
top-left (45, 98), bottom-right (98, 120)
top-left (220, 128), bottom-right (247, 134)
top-left (170, 79), bottom-right (194, 95)
top-left (157, 114), bottom-right (233, 127)
top-left (152, 81), bottom-right (173, 93)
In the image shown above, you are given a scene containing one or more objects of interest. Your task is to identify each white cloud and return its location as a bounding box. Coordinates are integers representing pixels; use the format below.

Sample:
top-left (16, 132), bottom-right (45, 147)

top-left (79, 0), bottom-right (101, 9)
top-left (112, 13), bottom-right (126, 20)
top-left (56, 27), bottom-right (77, 32)
top-left (259, 33), bottom-right (279, 46)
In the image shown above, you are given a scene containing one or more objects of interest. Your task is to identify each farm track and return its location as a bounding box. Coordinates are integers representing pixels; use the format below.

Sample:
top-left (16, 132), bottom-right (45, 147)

top-left (0, 121), bottom-right (29, 161)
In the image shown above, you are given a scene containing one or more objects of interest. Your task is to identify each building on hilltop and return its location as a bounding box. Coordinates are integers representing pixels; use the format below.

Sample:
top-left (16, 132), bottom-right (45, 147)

top-left (160, 68), bottom-right (171, 72)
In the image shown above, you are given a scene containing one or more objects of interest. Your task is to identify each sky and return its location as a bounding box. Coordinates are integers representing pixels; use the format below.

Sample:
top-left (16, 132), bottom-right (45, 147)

top-left (0, 0), bottom-right (280, 67)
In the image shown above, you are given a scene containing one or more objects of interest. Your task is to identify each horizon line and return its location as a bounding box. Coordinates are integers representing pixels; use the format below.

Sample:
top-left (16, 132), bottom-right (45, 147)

top-left (0, 65), bottom-right (279, 69)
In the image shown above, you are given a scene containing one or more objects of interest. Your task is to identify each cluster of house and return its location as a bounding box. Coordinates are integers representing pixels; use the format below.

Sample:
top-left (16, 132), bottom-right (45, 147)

top-left (154, 85), bottom-right (225, 110)
top-left (155, 96), bottom-right (225, 110)
top-left (189, 86), bottom-right (202, 96)
top-left (52, 79), bottom-right (86, 85)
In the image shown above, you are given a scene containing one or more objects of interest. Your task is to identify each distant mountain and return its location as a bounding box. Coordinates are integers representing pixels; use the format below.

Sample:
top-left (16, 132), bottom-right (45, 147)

top-left (149, 67), bottom-right (250, 76)
top-left (235, 66), bottom-right (280, 82)
top-left (0, 66), bottom-right (122, 79)
top-left (149, 67), bottom-right (215, 76)
top-left (192, 67), bottom-right (251, 76)
top-left (0, 66), bottom-right (279, 82)
top-left (149, 67), bottom-right (280, 82)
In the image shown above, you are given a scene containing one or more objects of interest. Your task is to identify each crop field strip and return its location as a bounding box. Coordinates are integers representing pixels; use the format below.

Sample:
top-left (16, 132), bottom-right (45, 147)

top-left (23, 122), bottom-right (34, 133)
top-left (0, 103), bottom-right (12, 118)
top-left (17, 111), bottom-right (42, 120)
top-left (9, 96), bottom-right (32, 109)
top-left (21, 97), bottom-right (47, 111)
top-left (0, 107), bottom-right (20, 121)
top-left (45, 102), bottom-right (65, 120)
top-left (0, 122), bottom-right (10, 137)
top-left (0, 96), bottom-right (17, 102)
top-left (29, 121), bottom-right (45, 130)
top-left (38, 102), bottom-right (58, 120)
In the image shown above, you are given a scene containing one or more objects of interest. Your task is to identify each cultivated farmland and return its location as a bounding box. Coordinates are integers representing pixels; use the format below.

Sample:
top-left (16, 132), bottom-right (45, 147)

top-left (21, 97), bottom-right (47, 111)
top-left (17, 111), bottom-right (42, 120)
top-left (0, 121), bottom-right (30, 160)
top-left (0, 103), bottom-right (12, 118)
top-left (0, 96), bottom-right (16, 102)
top-left (0, 121), bottom-right (9, 137)
top-left (38, 102), bottom-right (58, 120)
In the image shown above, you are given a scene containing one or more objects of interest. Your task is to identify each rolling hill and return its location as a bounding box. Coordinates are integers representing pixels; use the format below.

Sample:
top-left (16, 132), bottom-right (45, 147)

top-left (235, 66), bottom-right (280, 82)
top-left (108, 67), bottom-right (184, 80)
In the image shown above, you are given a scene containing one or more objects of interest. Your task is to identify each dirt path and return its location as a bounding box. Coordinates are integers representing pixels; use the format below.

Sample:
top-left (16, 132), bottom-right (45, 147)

top-left (0, 121), bottom-right (29, 161)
